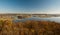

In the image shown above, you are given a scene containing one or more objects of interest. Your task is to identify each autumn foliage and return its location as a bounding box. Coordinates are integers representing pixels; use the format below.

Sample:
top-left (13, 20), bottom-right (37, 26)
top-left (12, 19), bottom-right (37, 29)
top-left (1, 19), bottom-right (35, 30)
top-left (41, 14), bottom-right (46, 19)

top-left (0, 20), bottom-right (60, 35)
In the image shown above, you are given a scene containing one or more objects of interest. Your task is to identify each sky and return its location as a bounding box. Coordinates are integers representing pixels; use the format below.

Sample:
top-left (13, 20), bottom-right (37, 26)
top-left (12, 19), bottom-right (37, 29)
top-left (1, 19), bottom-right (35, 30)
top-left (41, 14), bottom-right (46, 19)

top-left (0, 0), bottom-right (60, 14)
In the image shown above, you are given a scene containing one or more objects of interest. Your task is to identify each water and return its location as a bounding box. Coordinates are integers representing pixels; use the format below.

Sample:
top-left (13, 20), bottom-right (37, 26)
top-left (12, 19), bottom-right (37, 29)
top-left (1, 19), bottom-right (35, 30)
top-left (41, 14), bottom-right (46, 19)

top-left (13, 17), bottom-right (60, 23)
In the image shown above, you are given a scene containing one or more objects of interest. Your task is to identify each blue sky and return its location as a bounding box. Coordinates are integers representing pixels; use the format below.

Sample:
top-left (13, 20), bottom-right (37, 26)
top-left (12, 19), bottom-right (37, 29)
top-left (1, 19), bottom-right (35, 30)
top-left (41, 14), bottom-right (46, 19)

top-left (0, 0), bottom-right (60, 14)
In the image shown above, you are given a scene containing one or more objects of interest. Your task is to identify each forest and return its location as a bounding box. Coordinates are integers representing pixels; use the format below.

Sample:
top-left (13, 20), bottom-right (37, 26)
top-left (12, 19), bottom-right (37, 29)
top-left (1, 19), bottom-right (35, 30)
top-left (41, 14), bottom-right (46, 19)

top-left (0, 20), bottom-right (60, 35)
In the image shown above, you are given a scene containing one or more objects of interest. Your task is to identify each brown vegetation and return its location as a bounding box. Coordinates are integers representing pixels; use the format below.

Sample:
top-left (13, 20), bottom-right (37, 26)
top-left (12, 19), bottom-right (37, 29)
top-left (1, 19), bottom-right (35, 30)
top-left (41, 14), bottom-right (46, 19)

top-left (0, 20), bottom-right (60, 35)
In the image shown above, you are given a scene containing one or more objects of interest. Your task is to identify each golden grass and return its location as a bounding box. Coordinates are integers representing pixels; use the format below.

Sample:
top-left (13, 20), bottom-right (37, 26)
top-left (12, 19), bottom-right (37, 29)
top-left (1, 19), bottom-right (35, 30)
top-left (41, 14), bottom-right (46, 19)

top-left (0, 20), bottom-right (60, 35)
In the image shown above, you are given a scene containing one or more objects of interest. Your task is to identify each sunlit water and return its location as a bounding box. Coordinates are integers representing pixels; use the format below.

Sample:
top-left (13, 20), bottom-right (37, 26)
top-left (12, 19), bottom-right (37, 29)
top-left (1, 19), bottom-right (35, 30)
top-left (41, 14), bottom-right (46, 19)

top-left (13, 17), bottom-right (60, 23)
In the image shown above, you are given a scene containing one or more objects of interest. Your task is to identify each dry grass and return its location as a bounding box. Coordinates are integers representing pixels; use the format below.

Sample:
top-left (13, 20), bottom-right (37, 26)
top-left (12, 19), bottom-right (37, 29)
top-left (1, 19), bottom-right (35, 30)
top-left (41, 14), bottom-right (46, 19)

top-left (0, 20), bottom-right (60, 35)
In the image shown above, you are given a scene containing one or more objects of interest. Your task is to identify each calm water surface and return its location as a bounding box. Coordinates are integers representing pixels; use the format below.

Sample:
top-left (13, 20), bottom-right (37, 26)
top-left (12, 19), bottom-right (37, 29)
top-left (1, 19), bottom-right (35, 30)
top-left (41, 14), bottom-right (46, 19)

top-left (13, 17), bottom-right (60, 23)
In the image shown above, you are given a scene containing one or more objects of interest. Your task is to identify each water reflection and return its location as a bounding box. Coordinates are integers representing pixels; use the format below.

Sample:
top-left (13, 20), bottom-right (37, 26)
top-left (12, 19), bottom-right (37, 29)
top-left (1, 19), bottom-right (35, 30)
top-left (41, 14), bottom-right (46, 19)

top-left (13, 17), bottom-right (60, 23)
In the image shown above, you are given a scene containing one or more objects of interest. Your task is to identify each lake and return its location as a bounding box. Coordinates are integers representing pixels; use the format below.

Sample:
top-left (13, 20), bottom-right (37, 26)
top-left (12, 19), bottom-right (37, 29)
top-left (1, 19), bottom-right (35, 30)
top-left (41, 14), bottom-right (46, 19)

top-left (13, 17), bottom-right (60, 23)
